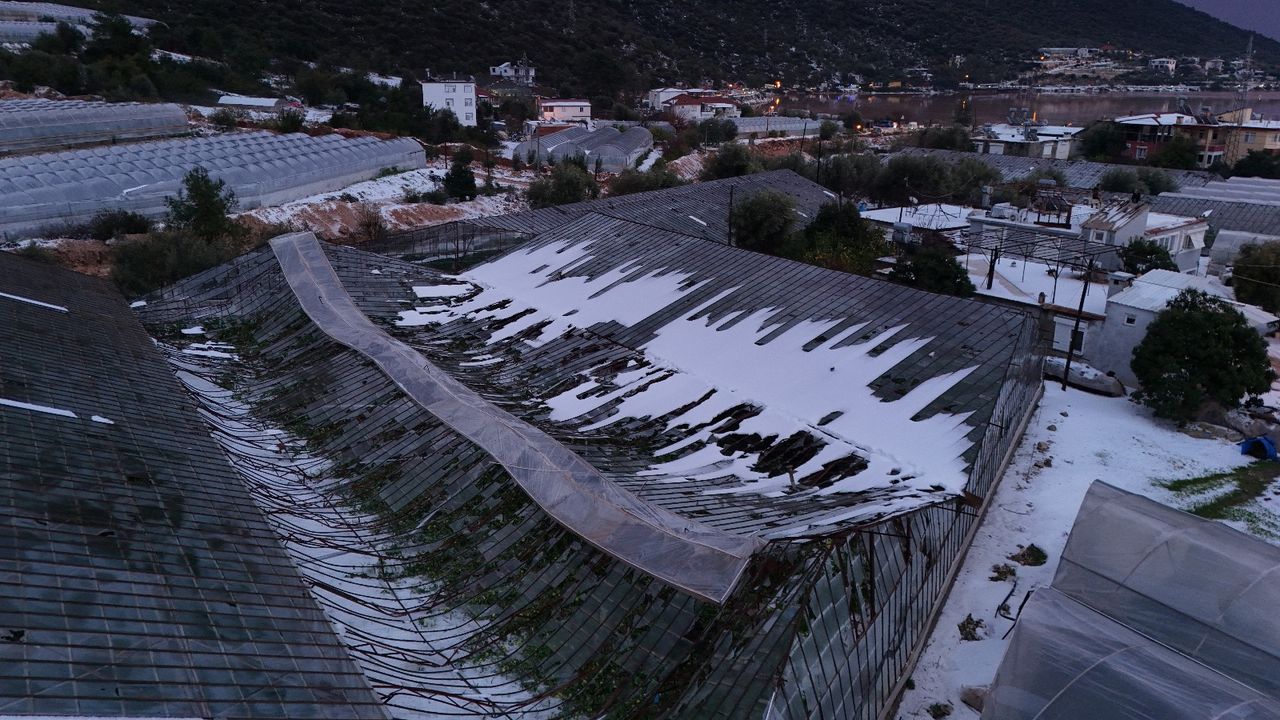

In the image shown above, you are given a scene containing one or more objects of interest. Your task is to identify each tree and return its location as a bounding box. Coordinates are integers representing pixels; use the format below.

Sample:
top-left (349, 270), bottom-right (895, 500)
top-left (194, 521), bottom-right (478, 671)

top-left (1098, 169), bottom-right (1141, 193)
top-left (701, 143), bottom-right (762, 180)
top-left (1077, 122), bottom-right (1127, 161)
top-left (526, 165), bottom-right (599, 208)
top-left (165, 166), bottom-right (240, 243)
top-left (916, 125), bottom-right (972, 151)
top-left (1120, 239), bottom-right (1177, 275)
top-left (819, 120), bottom-right (840, 141)
top-left (1136, 167), bottom-right (1178, 195)
top-left (31, 22), bottom-right (84, 55)
top-left (354, 203), bottom-right (388, 243)
top-left (609, 165), bottom-right (684, 196)
top-left (83, 13), bottom-right (150, 62)
top-left (1131, 290), bottom-right (1273, 421)
top-left (1232, 242), bottom-right (1280, 313)
top-left (889, 249), bottom-right (976, 297)
top-left (443, 158), bottom-right (477, 199)
top-left (1232, 151), bottom-right (1280, 179)
top-left (697, 118), bottom-right (738, 145)
top-left (1149, 135), bottom-right (1199, 170)
top-left (731, 190), bottom-right (795, 253)
top-left (790, 203), bottom-right (890, 275)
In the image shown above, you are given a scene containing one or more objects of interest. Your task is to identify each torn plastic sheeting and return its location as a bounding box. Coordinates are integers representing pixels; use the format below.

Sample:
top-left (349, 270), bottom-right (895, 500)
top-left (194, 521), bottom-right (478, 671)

top-left (269, 232), bottom-right (763, 604)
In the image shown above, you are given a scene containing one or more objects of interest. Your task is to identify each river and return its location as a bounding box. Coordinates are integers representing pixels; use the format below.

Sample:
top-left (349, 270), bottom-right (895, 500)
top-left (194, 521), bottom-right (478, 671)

top-left (780, 90), bottom-right (1280, 126)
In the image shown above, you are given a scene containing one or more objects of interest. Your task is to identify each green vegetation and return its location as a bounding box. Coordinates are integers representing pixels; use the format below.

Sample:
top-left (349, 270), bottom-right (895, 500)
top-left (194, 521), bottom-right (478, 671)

top-left (1232, 242), bottom-right (1280, 312)
top-left (1077, 123), bottom-right (1128, 162)
top-left (608, 164), bottom-right (684, 195)
top-left (1131, 290), bottom-right (1273, 421)
top-left (730, 190), bottom-right (795, 253)
top-left (928, 703), bottom-right (954, 719)
top-left (1163, 463), bottom-right (1280, 538)
top-left (957, 614), bottom-right (984, 641)
top-left (1232, 151), bottom-right (1280, 180)
top-left (88, 0), bottom-right (1278, 89)
top-left (442, 155), bottom-right (478, 200)
top-left (164, 166), bottom-right (242, 244)
top-left (88, 210), bottom-right (153, 241)
top-left (889, 248), bottom-right (976, 297)
top-left (701, 143), bottom-right (763, 180)
top-left (872, 154), bottom-right (998, 206)
top-left (1120, 239), bottom-right (1177, 275)
top-left (526, 165), bottom-right (599, 208)
top-left (1008, 543), bottom-right (1047, 566)
top-left (1098, 167), bottom-right (1178, 195)
top-left (912, 124), bottom-right (972, 151)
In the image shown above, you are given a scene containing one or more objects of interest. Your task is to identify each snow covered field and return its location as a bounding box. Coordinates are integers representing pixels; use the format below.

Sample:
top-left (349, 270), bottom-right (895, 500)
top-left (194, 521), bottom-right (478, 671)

top-left (896, 384), bottom-right (1262, 718)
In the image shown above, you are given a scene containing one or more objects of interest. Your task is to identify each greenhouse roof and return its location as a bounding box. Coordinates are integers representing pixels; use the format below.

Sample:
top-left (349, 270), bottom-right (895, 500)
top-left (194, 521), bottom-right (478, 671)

top-left (0, 253), bottom-right (386, 718)
top-left (0, 98), bottom-right (190, 155)
top-left (984, 481), bottom-right (1280, 719)
top-left (0, 130), bottom-right (425, 238)
top-left (890, 147), bottom-right (1217, 191)
top-left (466, 169), bottom-right (838, 242)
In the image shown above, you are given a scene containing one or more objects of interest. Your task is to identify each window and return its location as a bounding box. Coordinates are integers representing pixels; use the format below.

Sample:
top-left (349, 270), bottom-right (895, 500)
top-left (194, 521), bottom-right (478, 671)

top-left (464, 98), bottom-right (473, 106)
top-left (1093, 230), bottom-right (1106, 242)
top-left (1135, 145), bottom-right (1148, 160)
top-left (1053, 318), bottom-right (1087, 353)
top-left (445, 98), bottom-right (454, 107)
top-left (445, 84), bottom-right (456, 93)
top-left (465, 113), bottom-right (473, 122)
top-left (1244, 132), bottom-right (1257, 144)
top-left (1124, 314), bottom-right (1137, 326)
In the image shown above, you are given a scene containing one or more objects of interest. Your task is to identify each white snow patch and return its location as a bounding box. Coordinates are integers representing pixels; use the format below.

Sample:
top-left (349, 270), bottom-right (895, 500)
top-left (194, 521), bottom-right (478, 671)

top-left (90, 415), bottom-right (115, 425)
top-left (180, 325), bottom-right (205, 335)
top-left (897, 385), bottom-right (1255, 719)
top-left (0, 397), bottom-right (76, 418)
top-left (0, 291), bottom-right (68, 313)
top-left (129, 300), bottom-right (147, 308)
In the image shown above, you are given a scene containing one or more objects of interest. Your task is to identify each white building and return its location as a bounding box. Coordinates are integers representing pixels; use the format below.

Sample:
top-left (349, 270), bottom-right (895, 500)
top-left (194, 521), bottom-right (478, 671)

top-left (664, 93), bottom-right (741, 123)
top-left (1148, 58), bottom-right (1177, 74)
top-left (644, 87), bottom-right (715, 110)
top-left (1094, 269), bottom-right (1277, 387)
top-left (421, 75), bottom-right (477, 127)
top-left (538, 99), bottom-right (591, 124)
top-left (971, 123), bottom-right (1082, 159)
top-left (489, 57), bottom-right (535, 86)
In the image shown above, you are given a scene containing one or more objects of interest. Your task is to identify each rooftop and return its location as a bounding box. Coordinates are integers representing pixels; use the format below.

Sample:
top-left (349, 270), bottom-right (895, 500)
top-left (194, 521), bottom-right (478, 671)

top-left (861, 203), bottom-right (973, 231)
top-left (0, 253), bottom-right (386, 718)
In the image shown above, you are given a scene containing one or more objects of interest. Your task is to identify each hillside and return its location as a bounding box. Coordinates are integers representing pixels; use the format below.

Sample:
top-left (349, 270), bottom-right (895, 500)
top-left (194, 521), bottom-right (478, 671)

top-left (68, 0), bottom-right (1280, 91)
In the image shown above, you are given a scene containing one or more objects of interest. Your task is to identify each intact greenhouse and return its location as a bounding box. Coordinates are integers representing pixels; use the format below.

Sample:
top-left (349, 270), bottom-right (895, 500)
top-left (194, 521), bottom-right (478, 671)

top-left (984, 482), bottom-right (1280, 719)
top-left (0, 99), bottom-right (190, 155)
top-left (0, 131), bottom-right (425, 238)
top-left (138, 210), bottom-right (1044, 719)
top-left (515, 125), bottom-right (653, 171)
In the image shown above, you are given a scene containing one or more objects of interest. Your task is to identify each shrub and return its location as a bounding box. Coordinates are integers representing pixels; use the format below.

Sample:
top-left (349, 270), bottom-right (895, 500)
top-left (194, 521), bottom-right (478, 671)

top-left (818, 119), bottom-right (840, 141)
top-left (1008, 543), bottom-right (1048, 566)
top-left (526, 165), bottom-right (599, 208)
top-left (11, 244), bottom-right (58, 264)
top-left (274, 108), bottom-right (305, 133)
top-left (927, 703), bottom-right (953, 719)
top-left (1131, 289), bottom-right (1273, 420)
top-left (111, 231), bottom-right (236, 297)
top-left (165, 166), bottom-right (240, 243)
top-left (608, 165), bottom-right (684, 196)
top-left (443, 160), bottom-right (477, 200)
top-left (88, 210), bottom-right (153, 241)
top-left (354, 203), bottom-right (387, 244)
top-left (957, 614), bottom-right (984, 641)
top-left (209, 108), bottom-right (241, 130)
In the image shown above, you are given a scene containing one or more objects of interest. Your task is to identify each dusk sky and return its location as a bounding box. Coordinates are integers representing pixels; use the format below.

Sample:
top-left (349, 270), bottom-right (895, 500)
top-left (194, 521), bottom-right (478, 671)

top-left (1175, 0), bottom-right (1280, 42)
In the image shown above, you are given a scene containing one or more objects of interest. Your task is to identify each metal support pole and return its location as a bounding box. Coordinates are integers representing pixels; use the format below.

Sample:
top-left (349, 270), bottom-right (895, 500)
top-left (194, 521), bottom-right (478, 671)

top-left (1061, 258), bottom-right (1094, 391)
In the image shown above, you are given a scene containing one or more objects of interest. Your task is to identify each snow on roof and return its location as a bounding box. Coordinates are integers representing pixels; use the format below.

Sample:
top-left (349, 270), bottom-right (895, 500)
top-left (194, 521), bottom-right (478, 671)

top-left (978, 124), bottom-right (1083, 142)
top-left (964, 253), bottom-right (1109, 316)
top-left (861, 203), bottom-right (973, 230)
top-left (1144, 211), bottom-right (1205, 234)
top-left (1113, 112), bottom-right (1202, 126)
top-left (1110, 269), bottom-right (1277, 326)
top-left (1081, 200), bottom-right (1147, 230)
top-left (216, 94), bottom-right (282, 107)
top-left (666, 93), bottom-right (736, 106)
top-left (540, 98), bottom-right (590, 106)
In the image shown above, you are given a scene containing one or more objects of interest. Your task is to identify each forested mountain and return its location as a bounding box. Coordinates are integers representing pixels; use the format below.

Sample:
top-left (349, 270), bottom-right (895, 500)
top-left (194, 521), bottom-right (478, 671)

top-left (76, 0), bottom-right (1280, 93)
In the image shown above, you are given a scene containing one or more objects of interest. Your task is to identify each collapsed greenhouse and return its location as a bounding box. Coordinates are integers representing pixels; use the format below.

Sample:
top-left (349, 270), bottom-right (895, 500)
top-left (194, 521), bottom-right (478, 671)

top-left (133, 212), bottom-right (1045, 718)
top-left (984, 482), bottom-right (1280, 719)
top-left (0, 130), bottom-right (425, 238)
top-left (514, 125), bottom-right (654, 171)
top-left (0, 99), bottom-right (190, 155)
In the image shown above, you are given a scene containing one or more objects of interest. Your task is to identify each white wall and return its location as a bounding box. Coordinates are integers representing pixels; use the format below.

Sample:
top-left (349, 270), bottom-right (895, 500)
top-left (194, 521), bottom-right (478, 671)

top-left (421, 81), bottom-right (477, 127)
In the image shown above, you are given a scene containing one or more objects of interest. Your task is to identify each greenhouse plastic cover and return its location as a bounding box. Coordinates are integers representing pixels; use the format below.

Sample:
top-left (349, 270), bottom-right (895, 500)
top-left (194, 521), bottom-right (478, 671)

top-left (983, 481), bottom-right (1280, 719)
top-left (269, 232), bottom-right (763, 603)
top-left (0, 131), bottom-right (425, 238)
top-left (0, 99), bottom-right (189, 155)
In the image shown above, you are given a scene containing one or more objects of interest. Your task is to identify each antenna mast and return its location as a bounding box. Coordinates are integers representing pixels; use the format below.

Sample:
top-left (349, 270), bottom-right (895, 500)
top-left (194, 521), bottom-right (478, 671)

top-left (1226, 34), bottom-right (1255, 167)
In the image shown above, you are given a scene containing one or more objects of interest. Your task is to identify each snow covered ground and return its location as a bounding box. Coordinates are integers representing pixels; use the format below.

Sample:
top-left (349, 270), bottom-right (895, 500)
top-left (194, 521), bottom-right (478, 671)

top-left (237, 159), bottom-right (531, 239)
top-left (896, 384), bottom-right (1259, 718)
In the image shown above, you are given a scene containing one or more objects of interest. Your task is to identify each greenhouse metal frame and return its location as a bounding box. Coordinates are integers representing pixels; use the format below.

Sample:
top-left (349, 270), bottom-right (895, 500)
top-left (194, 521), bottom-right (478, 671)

top-left (0, 99), bottom-right (190, 156)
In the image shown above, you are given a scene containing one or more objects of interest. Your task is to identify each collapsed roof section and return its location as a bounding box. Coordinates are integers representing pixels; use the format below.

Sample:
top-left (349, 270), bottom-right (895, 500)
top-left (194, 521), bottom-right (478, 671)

top-left (0, 253), bottom-right (387, 718)
top-left (138, 222), bottom-right (1043, 717)
top-left (984, 482), bottom-right (1280, 719)
top-left (0, 131), bottom-right (425, 238)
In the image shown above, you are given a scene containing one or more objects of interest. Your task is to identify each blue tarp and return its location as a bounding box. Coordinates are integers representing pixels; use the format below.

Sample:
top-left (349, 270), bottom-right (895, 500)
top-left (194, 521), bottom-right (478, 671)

top-left (1239, 435), bottom-right (1278, 460)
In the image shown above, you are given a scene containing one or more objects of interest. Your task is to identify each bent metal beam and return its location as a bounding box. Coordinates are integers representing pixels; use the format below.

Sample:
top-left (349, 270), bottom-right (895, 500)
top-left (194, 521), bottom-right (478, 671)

top-left (269, 232), bottom-right (762, 604)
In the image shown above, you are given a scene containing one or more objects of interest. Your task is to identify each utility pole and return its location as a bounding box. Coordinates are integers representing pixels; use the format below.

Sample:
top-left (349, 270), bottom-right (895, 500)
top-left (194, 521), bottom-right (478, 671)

top-left (1061, 257), bottom-right (1095, 391)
